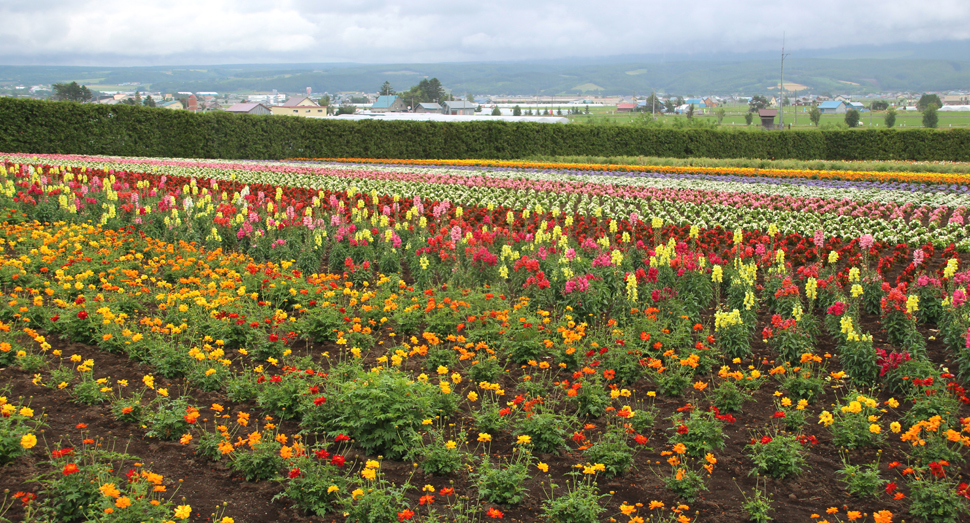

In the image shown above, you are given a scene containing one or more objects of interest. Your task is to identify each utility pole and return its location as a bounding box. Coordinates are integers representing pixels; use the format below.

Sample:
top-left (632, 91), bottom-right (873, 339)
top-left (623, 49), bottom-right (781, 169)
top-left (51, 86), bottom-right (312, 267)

top-left (779, 33), bottom-right (789, 129)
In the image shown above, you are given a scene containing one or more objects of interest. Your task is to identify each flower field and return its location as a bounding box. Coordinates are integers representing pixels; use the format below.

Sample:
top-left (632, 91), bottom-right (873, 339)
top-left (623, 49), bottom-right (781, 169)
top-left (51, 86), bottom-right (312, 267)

top-left (0, 153), bottom-right (969, 523)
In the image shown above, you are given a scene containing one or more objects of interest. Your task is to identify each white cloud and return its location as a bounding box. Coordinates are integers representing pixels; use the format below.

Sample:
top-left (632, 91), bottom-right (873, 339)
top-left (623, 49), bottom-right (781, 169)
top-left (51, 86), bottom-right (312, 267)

top-left (0, 0), bottom-right (968, 64)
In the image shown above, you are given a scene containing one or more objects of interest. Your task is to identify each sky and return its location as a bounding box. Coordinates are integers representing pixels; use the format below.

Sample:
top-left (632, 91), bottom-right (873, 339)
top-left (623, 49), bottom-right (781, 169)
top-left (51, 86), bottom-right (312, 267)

top-left (2, 0), bottom-right (970, 66)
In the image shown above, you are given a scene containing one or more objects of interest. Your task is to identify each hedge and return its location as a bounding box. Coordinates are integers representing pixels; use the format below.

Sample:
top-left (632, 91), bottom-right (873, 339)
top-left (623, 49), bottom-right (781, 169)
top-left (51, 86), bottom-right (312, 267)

top-left (3, 97), bottom-right (970, 161)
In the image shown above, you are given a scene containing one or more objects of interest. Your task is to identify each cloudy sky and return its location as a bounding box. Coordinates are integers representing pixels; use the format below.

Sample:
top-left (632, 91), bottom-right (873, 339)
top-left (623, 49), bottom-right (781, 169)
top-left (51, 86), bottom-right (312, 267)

top-left (2, 0), bottom-right (969, 65)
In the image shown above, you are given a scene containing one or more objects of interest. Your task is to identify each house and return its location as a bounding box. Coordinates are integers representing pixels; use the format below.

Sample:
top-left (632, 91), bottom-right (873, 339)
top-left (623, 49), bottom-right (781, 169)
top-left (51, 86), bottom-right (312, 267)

top-left (818, 101), bottom-right (847, 114)
top-left (943, 94), bottom-right (970, 106)
top-left (684, 98), bottom-right (707, 108)
top-left (270, 96), bottom-right (327, 117)
top-left (758, 109), bottom-right (777, 129)
top-left (158, 100), bottom-right (184, 110)
top-left (414, 103), bottom-right (442, 113)
top-left (370, 95), bottom-right (407, 112)
top-left (225, 103), bottom-right (271, 115)
top-left (442, 100), bottom-right (477, 115)
top-left (616, 103), bottom-right (638, 112)
top-left (847, 102), bottom-right (866, 112)
top-left (703, 97), bottom-right (717, 108)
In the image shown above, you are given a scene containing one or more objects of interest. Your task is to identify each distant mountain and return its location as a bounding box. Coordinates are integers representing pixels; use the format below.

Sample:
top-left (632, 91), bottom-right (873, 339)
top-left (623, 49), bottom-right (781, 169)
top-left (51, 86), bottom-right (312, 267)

top-left (2, 40), bottom-right (968, 97)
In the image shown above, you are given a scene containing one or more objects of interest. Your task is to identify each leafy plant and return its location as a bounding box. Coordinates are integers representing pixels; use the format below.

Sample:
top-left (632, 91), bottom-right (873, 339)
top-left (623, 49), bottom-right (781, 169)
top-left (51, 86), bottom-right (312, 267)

top-left (582, 427), bottom-right (635, 478)
top-left (541, 474), bottom-right (608, 523)
top-left (473, 451), bottom-right (532, 505)
top-left (667, 407), bottom-right (727, 457)
top-left (836, 454), bottom-right (886, 499)
top-left (746, 432), bottom-right (805, 478)
top-left (740, 479), bottom-right (774, 523)
top-left (519, 410), bottom-right (569, 455)
top-left (908, 466), bottom-right (970, 523)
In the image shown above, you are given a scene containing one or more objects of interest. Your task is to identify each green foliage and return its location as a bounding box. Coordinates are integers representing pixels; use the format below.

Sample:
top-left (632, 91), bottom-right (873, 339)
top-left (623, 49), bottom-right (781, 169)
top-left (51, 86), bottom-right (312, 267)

top-left (143, 395), bottom-right (194, 441)
top-left (51, 81), bottom-right (93, 102)
top-left (519, 411), bottom-right (569, 454)
top-left (667, 408), bottom-right (726, 457)
top-left (809, 106), bottom-right (822, 126)
top-left (274, 449), bottom-right (348, 517)
top-left (582, 428), bottom-right (635, 478)
top-left (230, 437), bottom-right (284, 482)
top-left (845, 109), bottom-right (861, 128)
top-left (340, 469), bottom-right (412, 523)
top-left (836, 455), bottom-right (886, 499)
top-left (908, 473), bottom-right (970, 523)
top-left (0, 400), bottom-right (43, 465)
top-left (711, 378), bottom-right (750, 413)
top-left (307, 367), bottom-right (444, 459)
top-left (419, 429), bottom-right (466, 476)
top-left (541, 476), bottom-right (608, 523)
top-left (473, 451), bottom-right (532, 505)
top-left (884, 107), bottom-right (897, 128)
top-left (740, 481), bottom-right (774, 523)
top-left (4, 97), bottom-right (970, 161)
top-left (746, 432), bottom-right (805, 478)
top-left (918, 94), bottom-right (944, 112)
top-left (829, 392), bottom-right (885, 449)
top-left (924, 104), bottom-right (940, 128)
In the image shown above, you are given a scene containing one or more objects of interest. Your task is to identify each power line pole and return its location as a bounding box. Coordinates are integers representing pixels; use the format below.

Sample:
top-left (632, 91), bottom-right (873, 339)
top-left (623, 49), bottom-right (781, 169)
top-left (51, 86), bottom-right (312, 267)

top-left (779, 33), bottom-right (789, 129)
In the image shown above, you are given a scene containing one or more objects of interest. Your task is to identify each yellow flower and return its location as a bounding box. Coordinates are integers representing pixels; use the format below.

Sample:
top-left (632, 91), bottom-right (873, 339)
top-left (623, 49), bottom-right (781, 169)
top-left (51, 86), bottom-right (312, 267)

top-left (886, 398), bottom-right (900, 408)
top-left (361, 468), bottom-right (377, 480)
top-left (327, 485), bottom-right (339, 494)
top-left (869, 424), bottom-right (881, 434)
top-left (99, 483), bottom-right (121, 498)
top-left (20, 433), bottom-right (37, 449)
top-left (352, 488), bottom-right (364, 500)
top-left (19, 407), bottom-right (33, 417)
top-left (157, 388), bottom-right (169, 397)
top-left (781, 397), bottom-right (792, 407)
top-left (221, 518), bottom-right (235, 523)
top-left (142, 374), bottom-right (154, 389)
top-left (620, 502), bottom-right (637, 515)
top-left (478, 433), bottom-right (492, 442)
top-left (818, 411), bottom-right (834, 426)
top-left (467, 391), bottom-right (479, 402)
top-left (537, 462), bottom-right (549, 472)
top-left (365, 460), bottom-right (379, 469)
top-left (516, 435), bottom-right (532, 445)
top-left (445, 440), bottom-right (457, 449)
top-left (890, 422), bottom-right (902, 433)
top-left (422, 418), bottom-right (433, 425)
top-left (174, 505), bottom-right (191, 519)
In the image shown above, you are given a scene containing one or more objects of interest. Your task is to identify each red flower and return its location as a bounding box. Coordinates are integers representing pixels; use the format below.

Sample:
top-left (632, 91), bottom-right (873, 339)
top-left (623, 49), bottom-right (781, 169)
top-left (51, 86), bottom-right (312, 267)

top-left (397, 509), bottom-right (415, 521)
top-left (77, 310), bottom-right (88, 320)
top-left (288, 467), bottom-right (301, 478)
top-left (314, 448), bottom-right (330, 460)
top-left (62, 463), bottom-right (80, 475)
top-left (487, 507), bottom-right (504, 519)
top-left (330, 455), bottom-right (345, 467)
top-left (760, 436), bottom-right (773, 445)
top-left (51, 448), bottom-right (74, 458)
top-left (635, 434), bottom-right (648, 445)
top-left (886, 482), bottom-right (897, 495)
top-left (676, 424), bottom-right (689, 435)
top-left (773, 411), bottom-right (786, 418)
top-left (314, 396), bottom-right (327, 406)
top-left (439, 487), bottom-right (454, 496)
top-left (419, 494), bottom-right (434, 505)
top-left (333, 434), bottom-right (350, 442)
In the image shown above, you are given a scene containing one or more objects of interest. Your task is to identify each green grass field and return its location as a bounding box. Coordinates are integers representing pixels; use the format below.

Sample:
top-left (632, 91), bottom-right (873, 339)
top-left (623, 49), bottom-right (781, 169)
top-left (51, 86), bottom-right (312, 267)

top-left (566, 103), bottom-right (970, 128)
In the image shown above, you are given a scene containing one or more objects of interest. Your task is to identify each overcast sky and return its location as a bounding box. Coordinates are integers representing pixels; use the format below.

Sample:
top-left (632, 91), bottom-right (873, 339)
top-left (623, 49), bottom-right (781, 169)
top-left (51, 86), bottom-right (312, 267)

top-left (2, 0), bottom-right (969, 65)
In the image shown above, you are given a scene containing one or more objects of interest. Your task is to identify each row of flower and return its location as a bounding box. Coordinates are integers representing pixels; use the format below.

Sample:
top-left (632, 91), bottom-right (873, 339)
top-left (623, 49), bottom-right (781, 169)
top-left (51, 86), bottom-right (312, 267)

top-left (1, 216), bottom-right (966, 523)
top-left (284, 157), bottom-right (970, 186)
top-left (2, 154), bottom-right (969, 249)
top-left (0, 154), bottom-right (968, 522)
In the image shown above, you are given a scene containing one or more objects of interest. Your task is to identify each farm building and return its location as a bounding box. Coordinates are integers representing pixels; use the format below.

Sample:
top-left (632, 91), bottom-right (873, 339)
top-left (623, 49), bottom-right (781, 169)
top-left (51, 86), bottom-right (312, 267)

top-left (684, 98), bottom-right (707, 108)
top-left (847, 102), bottom-right (867, 112)
top-left (443, 101), bottom-right (477, 115)
top-left (818, 101), bottom-right (847, 114)
top-left (370, 96), bottom-right (407, 113)
top-left (616, 103), bottom-right (638, 112)
top-left (758, 109), bottom-right (777, 129)
top-left (158, 100), bottom-right (184, 110)
top-left (225, 103), bottom-right (271, 115)
top-left (270, 96), bottom-right (327, 117)
top-left (414, 103), bottom-right (442, 113)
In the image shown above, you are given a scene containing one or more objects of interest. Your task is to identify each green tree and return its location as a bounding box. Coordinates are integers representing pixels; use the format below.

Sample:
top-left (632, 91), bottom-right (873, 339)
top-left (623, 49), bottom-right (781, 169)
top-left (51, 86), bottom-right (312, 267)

top-left (870, 100), bottom-right (888, 111)
top-left (143, 95), bottom-right (156, 108)
top-left (809, 106), bottom-right (821, 126)
top-left (686, 104), bottom-right (695, 119)
top-left (336, 105), bottom-right (356, 115)
top-left (714, 107), bottom-right (726, 124)
top-left (379, 81), bottom-right (395, 96)
top-left (884, 106), bottom-right (897, 128)
top-left (845, 109), bottom-right (861, 128)
top-left (318, 94), bottom-right (331, 106)
top-left (491, 106), bottom-right (501, 116)
top-left (918, 94), bottom-right (943, 112)
top-left (466, 93), bottom-right (475, 102)
top-left (512, 105), bottom-right (522, 116)
top-left (748, 95), bottom-right (770, 112)
top-left (922, 104), bottom-right (939, 128)
top-left (744, 112), bottom-right (754, 126)
top-left (51, 81), bottom-right (92, 102)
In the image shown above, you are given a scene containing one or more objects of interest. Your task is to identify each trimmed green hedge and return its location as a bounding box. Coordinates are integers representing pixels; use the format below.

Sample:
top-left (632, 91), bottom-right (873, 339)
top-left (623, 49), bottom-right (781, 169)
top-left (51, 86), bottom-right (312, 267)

top-left (2, 97), bottom-right (969, 161)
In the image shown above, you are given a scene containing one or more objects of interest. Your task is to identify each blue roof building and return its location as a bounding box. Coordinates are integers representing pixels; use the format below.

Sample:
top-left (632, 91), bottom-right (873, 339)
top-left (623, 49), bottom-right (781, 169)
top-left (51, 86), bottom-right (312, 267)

top-left (818, 100), bottom-right (847, 114)
top-left (370, 95), bottom-right (407, 112)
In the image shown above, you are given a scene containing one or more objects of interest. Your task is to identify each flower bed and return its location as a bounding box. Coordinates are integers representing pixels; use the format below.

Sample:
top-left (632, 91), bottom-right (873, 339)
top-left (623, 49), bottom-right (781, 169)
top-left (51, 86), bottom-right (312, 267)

top-left (0, 155), bottom-right (968, 523)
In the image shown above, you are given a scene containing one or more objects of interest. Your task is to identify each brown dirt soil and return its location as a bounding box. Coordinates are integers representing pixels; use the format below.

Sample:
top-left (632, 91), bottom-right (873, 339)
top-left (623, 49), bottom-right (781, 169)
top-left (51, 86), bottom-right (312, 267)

top-left (0, 307), bottom-right (967, 523)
